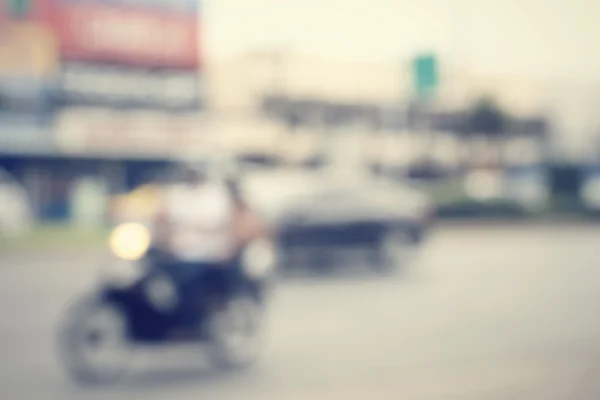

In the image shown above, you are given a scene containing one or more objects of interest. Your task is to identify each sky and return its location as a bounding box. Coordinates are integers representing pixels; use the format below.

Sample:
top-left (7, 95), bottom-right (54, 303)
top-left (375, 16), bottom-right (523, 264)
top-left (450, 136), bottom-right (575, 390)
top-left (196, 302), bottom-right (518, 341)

top-left (202, 0), bottom-right (600, 155)
top-left (204, 0), bottom-right (600, 84)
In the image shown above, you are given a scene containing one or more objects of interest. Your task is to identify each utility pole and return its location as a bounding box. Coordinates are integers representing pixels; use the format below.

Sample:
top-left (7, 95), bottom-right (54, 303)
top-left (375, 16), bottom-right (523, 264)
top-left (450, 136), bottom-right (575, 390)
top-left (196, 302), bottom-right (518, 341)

top-left (250, 46), bottom-right (287, 103)
top-left (250, 46), bottom-right (290, 159)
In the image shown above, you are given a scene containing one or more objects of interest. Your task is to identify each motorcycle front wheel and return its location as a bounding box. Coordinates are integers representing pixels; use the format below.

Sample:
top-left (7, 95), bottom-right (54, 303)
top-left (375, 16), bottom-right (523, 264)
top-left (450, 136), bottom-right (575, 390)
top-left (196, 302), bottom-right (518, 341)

top-left (206, 293), bottom-right (265, 371)
top-left (57, 296), bottom-right (132, 385)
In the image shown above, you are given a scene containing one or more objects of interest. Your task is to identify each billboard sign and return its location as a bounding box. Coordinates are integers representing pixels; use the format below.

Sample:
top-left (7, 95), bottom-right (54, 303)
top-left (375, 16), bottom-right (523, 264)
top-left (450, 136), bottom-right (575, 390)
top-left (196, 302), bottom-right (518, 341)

top-left (1, 0), bottom-right (50, 21)
top-left (57, 0), bottom-right (198, 14)
top-left (0, 21), bottom-right (58, 81)
top-left (55, 108), bottom-right (207, 157)
top-left (0, 20), bottom-right (58, 112)
top-left (50, 2), bottom-right (199, 68)
top-left (412, 54), bottom-right (438, 100)
top-left (58, 62), bottom-right (201, 110)
top-left (4, 0), bottom-right (33, 18)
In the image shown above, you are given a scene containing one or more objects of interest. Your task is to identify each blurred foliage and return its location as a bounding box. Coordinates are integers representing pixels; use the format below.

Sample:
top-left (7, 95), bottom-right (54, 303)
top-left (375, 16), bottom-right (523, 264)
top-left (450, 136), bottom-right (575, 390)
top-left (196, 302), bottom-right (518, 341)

top-left (426, 178), bottom-right (466, 206)
top-left (0, 224), bottom-right (109, 251)
top-left (463, 97), bottom-right (508, 138)
top-left (548, 195), bottom-right (585, 215)
top-left (426, 177), bottom-right (532, 219)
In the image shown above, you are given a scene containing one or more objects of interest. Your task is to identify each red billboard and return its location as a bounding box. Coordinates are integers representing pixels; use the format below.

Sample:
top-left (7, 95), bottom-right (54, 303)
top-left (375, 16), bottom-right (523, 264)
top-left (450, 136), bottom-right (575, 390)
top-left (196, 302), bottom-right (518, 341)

top-left (1, 0), bottom-right (55, 24)
top-left (48, 2), bottom-right (199, 69)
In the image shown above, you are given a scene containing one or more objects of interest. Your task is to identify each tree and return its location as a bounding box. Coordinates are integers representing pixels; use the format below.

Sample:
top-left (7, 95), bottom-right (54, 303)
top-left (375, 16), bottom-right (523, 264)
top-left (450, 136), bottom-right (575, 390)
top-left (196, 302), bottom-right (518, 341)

top-left (469, 97), bottom-right (506, 138)
top-left (463, 97), bottom-right (509, 169)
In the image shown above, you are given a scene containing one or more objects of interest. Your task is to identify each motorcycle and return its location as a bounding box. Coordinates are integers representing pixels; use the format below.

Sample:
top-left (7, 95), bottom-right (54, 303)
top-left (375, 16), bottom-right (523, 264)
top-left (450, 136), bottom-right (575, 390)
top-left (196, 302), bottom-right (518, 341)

top-left (57, 222), bottom-right (277, 385)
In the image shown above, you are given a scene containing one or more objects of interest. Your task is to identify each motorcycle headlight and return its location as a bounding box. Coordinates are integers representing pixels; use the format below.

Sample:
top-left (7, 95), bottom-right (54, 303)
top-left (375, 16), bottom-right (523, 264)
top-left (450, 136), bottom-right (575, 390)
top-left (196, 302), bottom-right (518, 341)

top-left (108, 222), bottom-right (151, 261)
top-left (242, 238), bottom-right (277, 280)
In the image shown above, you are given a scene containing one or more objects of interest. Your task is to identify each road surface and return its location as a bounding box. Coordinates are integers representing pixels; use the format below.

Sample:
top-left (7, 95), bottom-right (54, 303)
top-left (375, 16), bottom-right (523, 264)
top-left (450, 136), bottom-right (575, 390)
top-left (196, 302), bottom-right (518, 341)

top-left (1, 225), bottom-right (600, 399)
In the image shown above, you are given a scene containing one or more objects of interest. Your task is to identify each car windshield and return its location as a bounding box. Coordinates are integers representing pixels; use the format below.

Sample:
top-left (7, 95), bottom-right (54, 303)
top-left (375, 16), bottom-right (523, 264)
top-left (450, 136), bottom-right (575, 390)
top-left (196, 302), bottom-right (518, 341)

top-left (239, 167), bottom-right (327, 218)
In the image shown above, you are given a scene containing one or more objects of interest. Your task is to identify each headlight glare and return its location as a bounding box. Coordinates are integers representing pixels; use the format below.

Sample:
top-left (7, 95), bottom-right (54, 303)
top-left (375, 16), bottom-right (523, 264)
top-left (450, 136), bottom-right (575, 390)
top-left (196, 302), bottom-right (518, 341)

top-left (108, 222), bottom-right (151, 261)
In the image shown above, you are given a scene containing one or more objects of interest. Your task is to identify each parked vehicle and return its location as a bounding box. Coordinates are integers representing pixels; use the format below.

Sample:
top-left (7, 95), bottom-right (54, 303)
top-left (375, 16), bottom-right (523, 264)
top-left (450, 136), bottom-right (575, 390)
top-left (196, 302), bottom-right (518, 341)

top-left (240, 164), bottom-right (434, 274)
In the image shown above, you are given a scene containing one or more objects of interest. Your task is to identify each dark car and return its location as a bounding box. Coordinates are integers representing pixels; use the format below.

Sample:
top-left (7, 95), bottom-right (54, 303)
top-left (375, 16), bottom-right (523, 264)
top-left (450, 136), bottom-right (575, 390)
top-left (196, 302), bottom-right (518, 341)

top-left (240, 166), bottom-right (434, 274)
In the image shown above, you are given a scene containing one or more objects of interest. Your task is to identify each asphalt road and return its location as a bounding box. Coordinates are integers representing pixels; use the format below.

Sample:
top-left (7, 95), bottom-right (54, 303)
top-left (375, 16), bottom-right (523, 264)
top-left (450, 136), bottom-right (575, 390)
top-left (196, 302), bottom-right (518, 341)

top-left (1, 225), bottom-right (600, 399)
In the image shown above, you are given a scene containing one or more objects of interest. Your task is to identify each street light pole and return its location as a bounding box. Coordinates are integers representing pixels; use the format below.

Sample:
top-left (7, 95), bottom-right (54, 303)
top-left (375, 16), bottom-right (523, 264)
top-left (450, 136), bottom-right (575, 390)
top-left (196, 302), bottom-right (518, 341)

top-left (250, 46), bottom-right (290, 159)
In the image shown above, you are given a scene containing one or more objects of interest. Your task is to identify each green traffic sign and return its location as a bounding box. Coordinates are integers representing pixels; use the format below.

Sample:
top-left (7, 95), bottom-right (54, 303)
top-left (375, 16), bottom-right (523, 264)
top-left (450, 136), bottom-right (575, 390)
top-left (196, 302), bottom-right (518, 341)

top-left (412, 54), bottom-right (438, 99)
top-left (5, 0), bottom-right (31, 17)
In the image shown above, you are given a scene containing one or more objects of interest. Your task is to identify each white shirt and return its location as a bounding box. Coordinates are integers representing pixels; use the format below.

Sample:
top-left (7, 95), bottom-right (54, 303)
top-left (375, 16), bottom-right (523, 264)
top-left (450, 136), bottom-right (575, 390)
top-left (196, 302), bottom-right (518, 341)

top-left (161, 181), bottom-right (235, 261)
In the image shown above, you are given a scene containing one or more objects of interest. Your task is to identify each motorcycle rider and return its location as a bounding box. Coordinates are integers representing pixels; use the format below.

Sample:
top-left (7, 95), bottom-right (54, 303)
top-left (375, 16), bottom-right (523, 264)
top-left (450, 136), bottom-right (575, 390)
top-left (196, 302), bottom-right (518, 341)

top-left (150, 163), bottom-right (269, 324)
